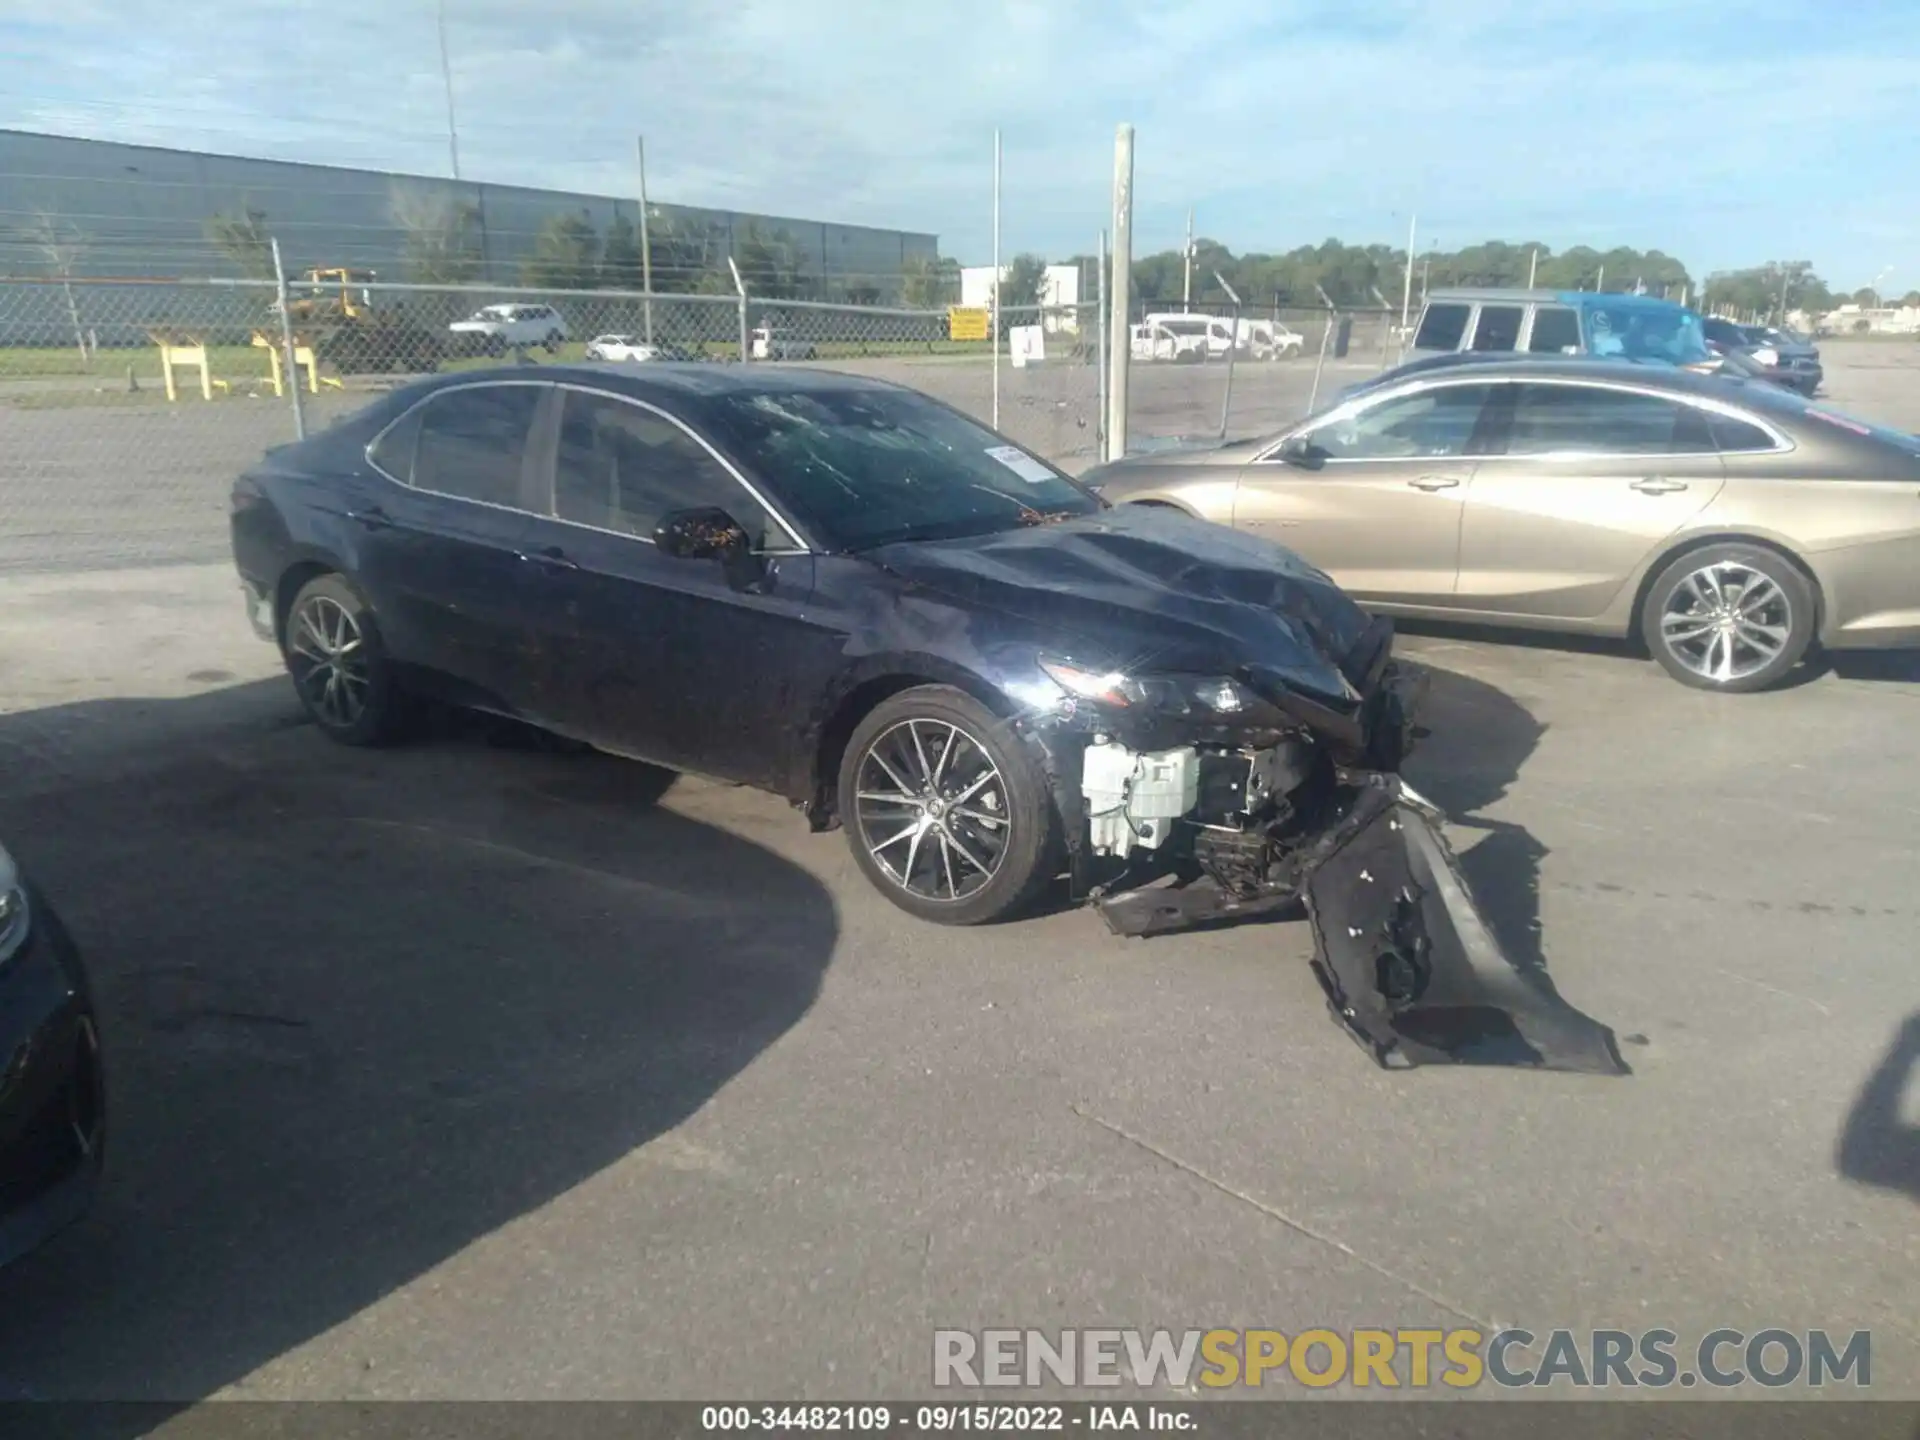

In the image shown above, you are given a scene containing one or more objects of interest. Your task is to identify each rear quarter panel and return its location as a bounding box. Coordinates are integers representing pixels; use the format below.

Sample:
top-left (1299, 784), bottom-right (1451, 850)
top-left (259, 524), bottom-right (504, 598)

top-left (1675, 435), bottom-right (1920, 646)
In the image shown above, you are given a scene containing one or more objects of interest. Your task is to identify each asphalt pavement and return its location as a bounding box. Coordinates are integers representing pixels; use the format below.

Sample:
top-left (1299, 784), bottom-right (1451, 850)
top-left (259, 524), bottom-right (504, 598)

top-left (0, 563), bottom-right (1913, 1406)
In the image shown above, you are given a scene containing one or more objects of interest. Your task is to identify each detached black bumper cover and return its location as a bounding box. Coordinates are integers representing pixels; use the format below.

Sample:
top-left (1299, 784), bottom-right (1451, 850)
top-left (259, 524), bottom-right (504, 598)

top-left (1302, 775), bottom-right (1625, 1074)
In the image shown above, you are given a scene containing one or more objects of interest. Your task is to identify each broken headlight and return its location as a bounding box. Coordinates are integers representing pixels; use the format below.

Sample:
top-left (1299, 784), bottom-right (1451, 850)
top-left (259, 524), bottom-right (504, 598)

top-left (1038, 657), bottom-right (1258, 717)
top-left (0, 843), bottom-right (28, 967)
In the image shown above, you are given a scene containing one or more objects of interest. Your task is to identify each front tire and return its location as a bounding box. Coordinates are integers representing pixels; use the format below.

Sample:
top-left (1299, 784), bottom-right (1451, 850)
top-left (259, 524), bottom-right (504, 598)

top-left (282, 573), bottom-right (410, 744)
top-left (1640, 543), bottom-right (1815, 692)
top-left (837, 686), bottom-right (1055, 925)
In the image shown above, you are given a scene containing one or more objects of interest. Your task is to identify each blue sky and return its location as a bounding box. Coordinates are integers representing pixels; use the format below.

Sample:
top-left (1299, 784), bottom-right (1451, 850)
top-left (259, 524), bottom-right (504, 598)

top-left (1, 0), bottom-right (1914, 291)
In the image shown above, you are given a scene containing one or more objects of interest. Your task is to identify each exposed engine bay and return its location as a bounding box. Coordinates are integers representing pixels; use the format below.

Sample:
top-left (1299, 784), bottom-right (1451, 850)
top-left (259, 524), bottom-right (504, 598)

top-left (1048, 657), bottom-right (1625, 1076)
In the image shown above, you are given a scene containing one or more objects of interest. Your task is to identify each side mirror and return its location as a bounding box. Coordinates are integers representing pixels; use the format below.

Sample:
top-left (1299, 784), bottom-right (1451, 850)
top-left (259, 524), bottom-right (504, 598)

top-left (654, 506), bottom-right (750, 560)
top-left (1277, 434), bottom-right (1323, 469)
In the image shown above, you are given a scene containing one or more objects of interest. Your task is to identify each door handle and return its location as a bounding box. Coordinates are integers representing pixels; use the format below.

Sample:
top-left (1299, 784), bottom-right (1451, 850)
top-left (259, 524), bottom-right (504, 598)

top-left (519, 545), bottom-right (580, 571)
top-left (348, 506), bottom-right (396, 530)
top-left (1629, 476), bottom-right (1688, 494)
top-left (1406, 474), bottom-right (1461, 492)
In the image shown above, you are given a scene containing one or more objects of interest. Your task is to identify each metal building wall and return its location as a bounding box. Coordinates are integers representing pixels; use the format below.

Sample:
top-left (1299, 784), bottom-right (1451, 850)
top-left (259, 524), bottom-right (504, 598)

top-left (0, 129), bottom-right (938, 297)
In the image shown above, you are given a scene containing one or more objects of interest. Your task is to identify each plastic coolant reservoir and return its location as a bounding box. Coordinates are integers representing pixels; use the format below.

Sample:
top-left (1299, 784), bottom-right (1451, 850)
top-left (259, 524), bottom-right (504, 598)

top-left (1081, 741), bottom-right (1201, 856)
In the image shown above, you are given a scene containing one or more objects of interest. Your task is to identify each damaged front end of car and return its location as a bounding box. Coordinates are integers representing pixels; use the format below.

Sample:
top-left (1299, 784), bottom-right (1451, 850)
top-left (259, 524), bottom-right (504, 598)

top-left (1032, 619), bottom-right (1624, 1076)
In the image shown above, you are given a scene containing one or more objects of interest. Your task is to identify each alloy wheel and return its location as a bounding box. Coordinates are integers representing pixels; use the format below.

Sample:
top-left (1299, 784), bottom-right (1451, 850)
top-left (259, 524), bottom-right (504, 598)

top-left (852, 718), bottom-right (1011, 902)
top-left (1658, 560), bottom-right (1793, 685)
top-left (287, 594), bottom-right (372, 728)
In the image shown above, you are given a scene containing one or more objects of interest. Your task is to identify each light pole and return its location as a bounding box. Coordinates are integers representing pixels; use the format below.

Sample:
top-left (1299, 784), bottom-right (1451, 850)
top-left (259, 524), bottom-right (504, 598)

top-left (1870, 265), bottom-right (1894, 309)
top-left (436, 0), bottom-right (461, 180)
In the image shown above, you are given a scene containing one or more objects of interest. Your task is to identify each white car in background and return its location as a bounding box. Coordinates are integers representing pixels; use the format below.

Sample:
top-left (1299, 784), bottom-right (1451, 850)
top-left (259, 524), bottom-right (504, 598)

top-left (584, 334), bottom-right (693, 362)
top-left (448, 303), bottom-right (570, 355)
top-left (1237, 318), bottom-right (1304, 359)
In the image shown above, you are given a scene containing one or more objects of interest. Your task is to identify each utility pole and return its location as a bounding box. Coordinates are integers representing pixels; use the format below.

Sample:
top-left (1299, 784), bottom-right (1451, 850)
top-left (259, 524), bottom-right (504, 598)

top-left (1106, 124), bottom-right (1135, 464)
top-left (1399, 211), bottom-right (1416, 335)
top-left (1183, 207), bottom-right (1194, 307)
top-left (636, 136), bottom-right (655, 342)
top-left (1596, 264), bottom-right (1605, 292)
top-left (436, 0), bottom-right (461, 180)
top-left (1527, 247), bottom-right (1538, 288)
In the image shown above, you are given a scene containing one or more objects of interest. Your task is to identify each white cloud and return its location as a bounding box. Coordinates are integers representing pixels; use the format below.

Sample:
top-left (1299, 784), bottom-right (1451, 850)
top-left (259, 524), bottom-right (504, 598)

top-left (0, 0), bottom-right (1914, 287)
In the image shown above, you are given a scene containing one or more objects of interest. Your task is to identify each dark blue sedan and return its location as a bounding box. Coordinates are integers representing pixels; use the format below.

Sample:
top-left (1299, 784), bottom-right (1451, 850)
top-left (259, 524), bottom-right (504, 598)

top-left (228, 363), bottom-right (1621, 1073)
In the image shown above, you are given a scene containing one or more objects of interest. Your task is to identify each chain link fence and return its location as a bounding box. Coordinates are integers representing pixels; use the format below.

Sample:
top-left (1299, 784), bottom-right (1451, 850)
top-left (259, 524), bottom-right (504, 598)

top-left (0, 266), bottom-right (1400, 575)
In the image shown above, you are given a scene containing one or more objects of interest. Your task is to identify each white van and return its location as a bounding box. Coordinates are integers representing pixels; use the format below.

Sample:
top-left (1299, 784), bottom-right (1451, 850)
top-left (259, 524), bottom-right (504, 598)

top-left (1141, 312), bottom-right (1232, 361)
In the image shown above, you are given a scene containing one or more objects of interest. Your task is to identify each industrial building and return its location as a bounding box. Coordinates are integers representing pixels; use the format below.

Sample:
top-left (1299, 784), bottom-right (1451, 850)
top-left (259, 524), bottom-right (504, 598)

top-left (0, 129), bottom-right (939, 300)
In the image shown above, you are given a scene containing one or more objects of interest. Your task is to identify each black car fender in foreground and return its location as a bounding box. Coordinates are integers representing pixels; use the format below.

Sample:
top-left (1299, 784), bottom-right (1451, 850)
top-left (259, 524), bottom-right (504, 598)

top-left (0, 865), bottom-right (107, 1268)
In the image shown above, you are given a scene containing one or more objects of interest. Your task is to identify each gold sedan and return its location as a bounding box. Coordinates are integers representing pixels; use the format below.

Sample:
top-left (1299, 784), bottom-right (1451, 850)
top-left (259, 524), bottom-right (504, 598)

top-left (1085, 357), bottom-right (1920, 692)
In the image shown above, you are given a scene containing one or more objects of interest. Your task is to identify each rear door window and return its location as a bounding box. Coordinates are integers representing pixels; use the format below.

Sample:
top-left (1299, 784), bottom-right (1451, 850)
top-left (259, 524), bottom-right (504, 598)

top-left (1502, 383), bottom-right (1715, 457)
top-left (1414, 303), bottom-right (1470, 351)
top-left (410, 383), bottom-right (544, 508)
top-left (1470, 305), bottom-right (1524, 352)
top-left (1708, 411), bottom-right (1779, 453)
top-left (1527, 306), bottom-right (1581, 353)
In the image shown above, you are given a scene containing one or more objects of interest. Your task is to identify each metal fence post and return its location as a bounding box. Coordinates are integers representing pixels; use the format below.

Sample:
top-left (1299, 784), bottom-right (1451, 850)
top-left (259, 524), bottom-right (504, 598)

top-left (1096, 230), bottom-right (1109, 462)
top-left (1106, 124), bottom-right (1134, 462)
top-left (991, 128), bottom-right (1002, 432)
top-left (1214, 270), bottom-right (1242, 441)
top-left (1306, 305), bottom-right (1335, 415)
top-left (271, 237), bottom-right (307, 441)
top-left (727, 256), bottom-right (750, 362)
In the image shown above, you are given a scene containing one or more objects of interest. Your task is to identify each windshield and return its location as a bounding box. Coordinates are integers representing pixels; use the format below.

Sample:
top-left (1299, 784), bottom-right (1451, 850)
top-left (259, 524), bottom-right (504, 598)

top-left (702, 387), bottom-right (1103, 550)
top-left (1584, 303), bottom-right (1711, 364)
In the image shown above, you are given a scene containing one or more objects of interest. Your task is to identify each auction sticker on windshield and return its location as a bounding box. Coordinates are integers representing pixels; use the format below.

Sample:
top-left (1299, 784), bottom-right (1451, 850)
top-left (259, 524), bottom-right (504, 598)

top-left (985, 445), bottom-right (1056, 484)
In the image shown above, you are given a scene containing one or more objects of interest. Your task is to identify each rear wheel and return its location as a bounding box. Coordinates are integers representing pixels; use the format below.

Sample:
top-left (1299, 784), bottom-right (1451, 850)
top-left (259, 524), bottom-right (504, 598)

top-left (544, 330), bottom-right (563, 353)
top-left (282, 574), bottom-right (410, 744)
top-left (837, 687), bottom-right (1055, 925)
top-left (1640, 543), bottom-right (1815, 692)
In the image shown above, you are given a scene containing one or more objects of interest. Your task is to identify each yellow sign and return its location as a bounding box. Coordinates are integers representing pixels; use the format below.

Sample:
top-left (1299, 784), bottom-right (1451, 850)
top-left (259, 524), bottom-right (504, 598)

top-left (948, 306), bottom-right (990, 341)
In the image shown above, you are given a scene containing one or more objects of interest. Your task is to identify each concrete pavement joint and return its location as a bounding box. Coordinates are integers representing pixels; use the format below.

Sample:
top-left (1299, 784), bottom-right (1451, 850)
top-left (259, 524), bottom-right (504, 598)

top-left (1070, 1104), bottom-right (1507, 1336)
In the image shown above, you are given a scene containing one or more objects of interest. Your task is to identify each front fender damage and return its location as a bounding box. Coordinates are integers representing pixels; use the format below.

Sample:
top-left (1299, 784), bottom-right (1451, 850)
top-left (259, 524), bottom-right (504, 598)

top-left (1300, 773), bottom-right (1625, 1074)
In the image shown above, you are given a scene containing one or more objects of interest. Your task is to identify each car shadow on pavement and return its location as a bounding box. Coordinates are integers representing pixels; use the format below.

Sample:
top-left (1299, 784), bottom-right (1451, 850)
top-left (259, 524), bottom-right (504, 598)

top-left (1402, 663), bottom-right (1552, 977)
top-left (1835, 1011), bottom-right (1920, 1203)
top-left (0, 680), bottom-right (838, 1413)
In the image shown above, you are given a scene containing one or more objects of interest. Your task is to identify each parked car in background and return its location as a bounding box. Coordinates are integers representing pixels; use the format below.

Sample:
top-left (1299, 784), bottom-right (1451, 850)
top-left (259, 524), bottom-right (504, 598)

top-left (1410, 288), bottom-right (1717, 370)
top-left (1083, 357), bottom-right (1920, 693)
top-left (448, 304), bottom-right (570, 356)
top-left (227, 364), bottom-right (1623, 1070)
top-left (1702, 317), bottom-right (1823, 395)
top-left (1143, 312), bottom-right (1238, 361)
top-left (1236, 318), bottom-right (1305, 359)
top-left (1129, 321), bottom-right (1183, 363)
top-left (585, 334), bottom-right (701, 363)
top-left (0, 843), bottom-right (104, 1269)
top-left (750, 326), bottom-right (819, 361)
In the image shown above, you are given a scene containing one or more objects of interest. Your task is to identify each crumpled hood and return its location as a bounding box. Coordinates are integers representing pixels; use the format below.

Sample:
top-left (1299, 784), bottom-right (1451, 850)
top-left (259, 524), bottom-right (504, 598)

top-left (858, 505), bottom-right (1376, 707)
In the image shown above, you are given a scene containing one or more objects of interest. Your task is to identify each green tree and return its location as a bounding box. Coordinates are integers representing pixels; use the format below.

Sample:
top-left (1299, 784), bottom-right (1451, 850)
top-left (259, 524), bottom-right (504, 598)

top-left (997, 252), bottom-right (1048, 309)
top-left (522, 214), bottom-right (601, 289)
top-left (600, 213), bottom-right (643, 290)
top-left (205, 205), bottom-right (275, 279)
top-left (901, 253), bottom-right (960, 308)
top-left (735, 222), bottom-right (809, 299)
top-left (389, 185), bottom-right (483, 285)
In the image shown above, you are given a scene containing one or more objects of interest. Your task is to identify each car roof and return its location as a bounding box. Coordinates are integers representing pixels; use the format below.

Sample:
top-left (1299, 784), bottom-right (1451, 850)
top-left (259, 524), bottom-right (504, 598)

top-left (1425, 287), bottom-right (1691, 314)
top-left (406, 362), bottom-right (906, 403)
